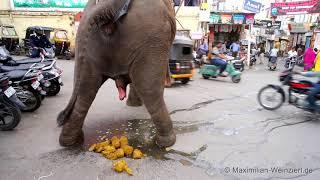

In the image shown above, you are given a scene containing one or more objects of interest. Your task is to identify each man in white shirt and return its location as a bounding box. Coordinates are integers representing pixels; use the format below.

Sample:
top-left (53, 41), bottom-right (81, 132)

top-left (288, 47), bottom-right (297, 58)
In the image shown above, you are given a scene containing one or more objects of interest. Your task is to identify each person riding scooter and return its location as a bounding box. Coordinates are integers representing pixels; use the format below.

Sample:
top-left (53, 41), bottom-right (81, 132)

top-left (293, 71), bottom-right (320, 111)
top-left (29, 30), bottom-right (53, 59)
top-left (211, 42), bottom-right (228, 77)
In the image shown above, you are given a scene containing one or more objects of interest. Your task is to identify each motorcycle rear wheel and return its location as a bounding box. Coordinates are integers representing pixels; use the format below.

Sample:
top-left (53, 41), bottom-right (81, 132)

top-left (15, 88), bottom-right (42, 112)
top-left (0, 96), bottom-right (21, 131)
top-left (258, 86), bottom-right (285, 110)
top-left (46, 80), bottom-right (61, 96)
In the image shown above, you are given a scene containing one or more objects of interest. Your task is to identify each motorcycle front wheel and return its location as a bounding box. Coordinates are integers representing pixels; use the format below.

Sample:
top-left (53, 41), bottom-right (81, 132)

top-left (258, 86), bottom-right (285, 110)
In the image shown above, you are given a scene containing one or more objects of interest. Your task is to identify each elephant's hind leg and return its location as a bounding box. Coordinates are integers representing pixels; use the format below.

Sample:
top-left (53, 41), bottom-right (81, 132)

top-left (130, 53), bottom-right (176, 148)
top-left (126, 84), bottom-right (143, 107)
top-left (59, 74), bottom-right (106, 147)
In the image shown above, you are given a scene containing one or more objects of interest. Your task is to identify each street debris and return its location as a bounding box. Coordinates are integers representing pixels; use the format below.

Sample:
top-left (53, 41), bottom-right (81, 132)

top-left (89, 135), bottom-right (146, 176)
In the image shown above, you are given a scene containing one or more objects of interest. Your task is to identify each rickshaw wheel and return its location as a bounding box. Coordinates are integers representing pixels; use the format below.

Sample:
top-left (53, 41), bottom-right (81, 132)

top-left (181, 78), bottom-right (190, 84)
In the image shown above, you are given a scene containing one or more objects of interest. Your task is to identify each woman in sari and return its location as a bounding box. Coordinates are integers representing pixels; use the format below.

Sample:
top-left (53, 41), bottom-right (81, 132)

top-left (304, 48), bottom-right (317, 71)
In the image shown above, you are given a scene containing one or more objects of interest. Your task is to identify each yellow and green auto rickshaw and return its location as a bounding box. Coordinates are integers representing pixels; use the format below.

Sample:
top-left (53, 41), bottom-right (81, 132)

top-left (52, 28), bottom-right (72, 60)
top-left (168, 30), bottom-right (195, 85)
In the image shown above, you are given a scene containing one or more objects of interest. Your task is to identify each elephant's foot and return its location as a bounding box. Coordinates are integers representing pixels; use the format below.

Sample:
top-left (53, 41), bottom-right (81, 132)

top-left (59, 128), bottom-right (84, 147)
top-left (155, 131), bottom-right (176, 148)
top-left (126, 97), bottom-right (143, 107)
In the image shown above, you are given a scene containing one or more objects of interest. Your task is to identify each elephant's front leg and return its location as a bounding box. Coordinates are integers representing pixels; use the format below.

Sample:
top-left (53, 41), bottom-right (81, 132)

top-left (126, 84), bottom-right (143, 107)
top-left (130, 53), bottom-right (176, 148)
top-left (59, 73), bottom-right (105, 147)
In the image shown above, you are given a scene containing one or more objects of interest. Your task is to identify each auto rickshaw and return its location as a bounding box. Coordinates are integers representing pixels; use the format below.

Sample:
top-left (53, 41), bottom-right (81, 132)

top-left (52, 28), bottom-right (71, 60)
top-left (0, 24), bottom-right (20, 55)
top-left (168, 30), bottom-right (194, 85)
top-left (23, 26), bottom-right (55, 57)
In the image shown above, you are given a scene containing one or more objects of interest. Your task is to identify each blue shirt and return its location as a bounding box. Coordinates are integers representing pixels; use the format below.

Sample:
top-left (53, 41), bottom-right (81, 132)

top-left (230, 43), bottom-right (240, 52)
top-left (302, 71), bottom-right (320, 81)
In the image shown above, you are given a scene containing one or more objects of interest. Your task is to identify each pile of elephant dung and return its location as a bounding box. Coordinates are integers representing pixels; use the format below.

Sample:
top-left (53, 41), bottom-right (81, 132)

top-left (88, 136), bottom-right (145, 175)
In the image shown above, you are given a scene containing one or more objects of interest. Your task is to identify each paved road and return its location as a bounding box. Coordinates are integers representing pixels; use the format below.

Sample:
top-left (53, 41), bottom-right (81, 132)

top-left (0, 59), bottom-right (319, 180)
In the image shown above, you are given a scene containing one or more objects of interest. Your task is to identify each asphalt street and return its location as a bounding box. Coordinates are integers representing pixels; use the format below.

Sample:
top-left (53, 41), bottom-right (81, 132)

top-left (1, 58), bottom-right (320, 180)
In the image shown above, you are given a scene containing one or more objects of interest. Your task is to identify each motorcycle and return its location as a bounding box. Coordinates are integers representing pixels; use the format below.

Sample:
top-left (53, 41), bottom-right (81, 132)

top-left (199, 58), bottom-right (242, 83)
top-left (0, 60), bottom-right (63, 96)
top-left (232, 57), bottom-right (246, 72)
top-left (268, 56), bottom-right (277, 71)
top-left (0, 46), bottom-right (63, 96)
top-left (257, 68), bottom-right (320, 113)
top-left (284, 56), bottom-right (297, 69)
top-left (0, 75), bottom-right (26, 130)
top-left (0, 69), bottom-right (45, 112)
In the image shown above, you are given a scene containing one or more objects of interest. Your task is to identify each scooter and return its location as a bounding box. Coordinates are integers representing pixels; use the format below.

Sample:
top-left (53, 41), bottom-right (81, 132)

top-left (257, 68), bottom-right (319, 113)
top-left (0, 75), bottom-right (26, 130)
top-left (199, 59), bottom-right (242, 83)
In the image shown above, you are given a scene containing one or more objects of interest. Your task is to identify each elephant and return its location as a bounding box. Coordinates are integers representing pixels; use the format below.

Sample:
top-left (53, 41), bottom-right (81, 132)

top-left (57, 0), bottom-right (177, 148)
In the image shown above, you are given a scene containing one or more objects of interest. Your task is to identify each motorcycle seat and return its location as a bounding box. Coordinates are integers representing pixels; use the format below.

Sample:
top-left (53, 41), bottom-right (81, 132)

top-left (0, 70), bottom-right (28, 81)
top-left (0, 64), bottom-right (33, 72)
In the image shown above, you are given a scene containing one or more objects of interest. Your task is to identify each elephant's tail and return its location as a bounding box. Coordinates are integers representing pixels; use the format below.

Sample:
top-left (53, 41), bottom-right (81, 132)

top-left (57, 58), bottom-right (81, 127)
top-left (57, 94), bottom-right (78, 127)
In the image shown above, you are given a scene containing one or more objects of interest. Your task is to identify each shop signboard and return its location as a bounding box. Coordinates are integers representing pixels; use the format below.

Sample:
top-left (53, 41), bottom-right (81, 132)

top-left (245, 14), bottom-right (255, 24)
top-left (11, 0), bottom-right (88, 11)
top-left (271, 0), bottom-right (320, 16)
top-left (233, 14), bottom-right (245, 24)
top-left (221, 14), bottom-right (232, 24)
top-left (243, 0), bottom-right (262, 13)
top-left (210, 13), bottom-right (221, 24)
top-left (253, 20), bottom-right (281, 29)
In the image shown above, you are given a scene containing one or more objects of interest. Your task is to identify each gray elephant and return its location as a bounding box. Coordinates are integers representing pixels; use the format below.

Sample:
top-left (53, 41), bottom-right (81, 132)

top-left (57, 0), bottom-right (176, 148)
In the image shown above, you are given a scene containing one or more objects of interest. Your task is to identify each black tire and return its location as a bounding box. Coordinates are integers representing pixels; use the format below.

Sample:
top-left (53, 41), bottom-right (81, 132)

top-left (0, 96), bottom-right (21, 131)
top-left (202, 75), bottom-right (210, 79)
top-left (16, 88), bottom-right (42, 112)
top-left (231, 75), bottom-right (241, 83)
top-left (181, 78), bottom-right (190, 84)
top-left (239, 65), bottom-right (245, 72)
top-left (46, 80), bottom-right (61, 96)
top-left (258, 86), bottom-right (284, 110)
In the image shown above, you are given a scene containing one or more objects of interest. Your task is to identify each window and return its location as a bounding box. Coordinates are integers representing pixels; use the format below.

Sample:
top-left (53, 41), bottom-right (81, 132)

top-left (185, 0), bottom-right (200, 6)
top-left (55, 31), bottom-right (68, 39)
top-left (2, 27), bottom-right (17, 36)
top-left (174, 0), bottom-right (181, 6)
top-left (182, 47), bottom-right (191, 55)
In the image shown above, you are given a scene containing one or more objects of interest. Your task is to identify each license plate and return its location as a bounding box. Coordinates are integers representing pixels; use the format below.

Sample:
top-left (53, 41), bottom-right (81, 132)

top-left (37, 74), bottom-right (44, 81)
top-left (31, 81), bottom-right (40, 89)
top-left (4, 87), bottom-right (16, 98)
top-left (58, 77), bottom-right (62, 83)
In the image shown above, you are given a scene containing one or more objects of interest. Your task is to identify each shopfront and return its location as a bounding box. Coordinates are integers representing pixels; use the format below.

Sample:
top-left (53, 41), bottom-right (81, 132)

top-left (288, 23), bottom-right (311, 50)
top-left (207, 12), bottom-right (254, 56)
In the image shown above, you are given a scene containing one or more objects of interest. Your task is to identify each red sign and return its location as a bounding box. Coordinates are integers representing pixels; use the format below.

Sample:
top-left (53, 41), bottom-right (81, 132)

top-left (271, 0), bottom-right (320, 16)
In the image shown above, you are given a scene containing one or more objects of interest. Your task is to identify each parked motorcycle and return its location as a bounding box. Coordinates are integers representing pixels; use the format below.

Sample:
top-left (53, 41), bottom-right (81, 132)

top-left (0, 46), bottom-right (63, 96)
top-left (0, 75), bottom-right (26, 130)
top-left (0, 69), bottom-right (44, 112)
top-left (232, 57), bottom-right (246, 72)
top-left (0, 60), bottom-right (63, 96)
top-left (257, 68), bottom-right (320, 113)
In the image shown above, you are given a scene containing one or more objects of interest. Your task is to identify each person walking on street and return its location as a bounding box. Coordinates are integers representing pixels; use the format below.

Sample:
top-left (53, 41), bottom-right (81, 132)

top-left (314, 49), bottom-right (320, 72)
top-left (303, 48), bottom-right (317, 71)
top-left (196, 39), bottom-right (208, 59)
top-left (258, 44), bottom-right (265, 64)
top-left (230, 41), bottom-right (240, 58)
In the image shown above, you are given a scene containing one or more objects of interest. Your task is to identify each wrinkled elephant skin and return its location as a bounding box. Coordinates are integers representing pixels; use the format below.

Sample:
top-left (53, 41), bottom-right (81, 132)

top-left (57, 0), bottom-right (176, 148)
